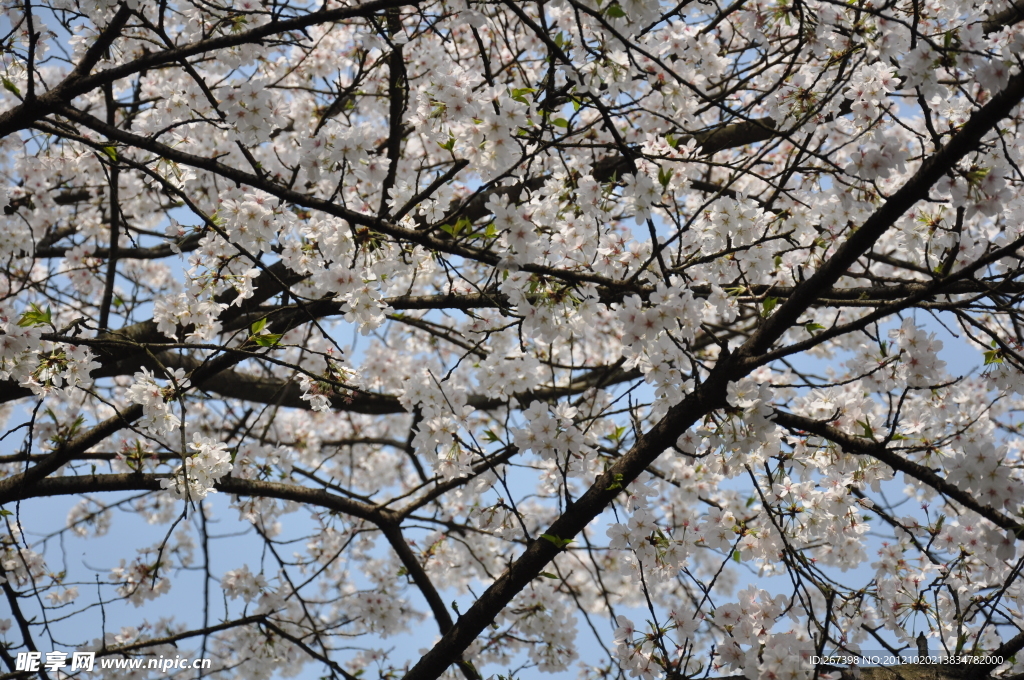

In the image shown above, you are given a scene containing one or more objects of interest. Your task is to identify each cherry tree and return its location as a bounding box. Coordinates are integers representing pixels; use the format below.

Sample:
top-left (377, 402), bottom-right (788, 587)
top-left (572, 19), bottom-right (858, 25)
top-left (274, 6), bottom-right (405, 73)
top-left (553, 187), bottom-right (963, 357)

top-left (2, 0), bottom-right (1024, 677)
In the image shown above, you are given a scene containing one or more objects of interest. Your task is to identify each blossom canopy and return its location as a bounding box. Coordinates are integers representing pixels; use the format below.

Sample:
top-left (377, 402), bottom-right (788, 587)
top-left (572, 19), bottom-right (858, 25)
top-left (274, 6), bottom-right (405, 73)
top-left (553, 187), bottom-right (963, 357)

top-left (1, 0), bottom-right (1024, 678)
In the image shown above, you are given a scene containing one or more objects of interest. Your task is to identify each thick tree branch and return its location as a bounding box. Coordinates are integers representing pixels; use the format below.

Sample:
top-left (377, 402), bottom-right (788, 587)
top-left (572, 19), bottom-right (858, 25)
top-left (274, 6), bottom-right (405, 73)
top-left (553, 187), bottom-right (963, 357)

top-left (739, 71), bottom-right (1024, 361)
top-left (772, 410), bottom-right (1023, 535)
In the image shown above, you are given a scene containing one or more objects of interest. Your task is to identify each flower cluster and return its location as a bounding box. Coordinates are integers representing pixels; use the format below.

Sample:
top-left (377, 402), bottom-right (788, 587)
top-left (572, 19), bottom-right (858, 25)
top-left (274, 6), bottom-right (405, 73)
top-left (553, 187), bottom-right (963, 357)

top-left (161, 434), bottom-right (233, 501)
top-left (110, 555), bottom-right (171, 607)
top-left (0, 524), bottom-right (47, 587)
top-left (844, 62), bottom-right (899, 122)
top-left (0, 304), bottom-right (42, 382)
top-left (223, 565), bottom-right (268, 602)
top-left (401, 368), bottom-right (474, 479)
top-left (889, 318), bottom-right (947, 389)
top-left (845, 140), bottom-right (908, 181)
top-left (126, 368), bottom-right (186, 436)
top-left (511, 401), bottom-right (595, 474)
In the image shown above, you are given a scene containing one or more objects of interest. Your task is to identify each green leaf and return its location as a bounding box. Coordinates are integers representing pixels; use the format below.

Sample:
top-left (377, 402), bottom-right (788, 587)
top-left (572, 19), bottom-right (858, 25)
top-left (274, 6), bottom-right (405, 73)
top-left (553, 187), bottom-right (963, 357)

top-left (252, 333), bottom-right (283, 347)
top-left (101, 146), bottom-right (118, 162)
top-left (605, 425), bottom-right (628, 442)
top-left (483, 429), bottom-right (500, 443)
top-left (732, 550), bottom-right (742, 563)
top-left (857, 419), bottom-right (875, 439)
top-left (18, 303), bottom-right (52, 328)
top-left (804, 322), bottom-right (825, 334)
top-left (761, 297), bottom-right (778, 317)
top-left (552, 118), bottom-right (569, 128)
top-left (0, 508), bottom-right (12, 517)
top-left (604, 2), bottom-right (627, 17)
top-left (249, 316), bottom-right (282, 346)
top-left (658, 167), bottom-right (672, 189)
top-left (984, 349), bottom-right (1003, 365)
top-left (540, 533), bottom-right (574, 549)
top-left (511, 87), bottom-right (536, 104)
top-left (538, 572), bottom-right (559, 579)
top-left (438, 132), bottom-right (456, 151)
top-left (2, 78), bottom-right (21, 97)
top-left (440, 216), bottom-right (471, 237)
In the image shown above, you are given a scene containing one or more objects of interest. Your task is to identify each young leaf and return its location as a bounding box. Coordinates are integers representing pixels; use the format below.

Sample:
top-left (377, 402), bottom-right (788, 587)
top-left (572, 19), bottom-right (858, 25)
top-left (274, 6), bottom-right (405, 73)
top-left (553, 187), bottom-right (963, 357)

top-left (2, 78), bottom-right (21, 97)
top-left (540, 533), bottom-right (574, 549)
top-left (510, 87), bottom-right (535, 104)
top-left (252, 333), bottom-right (283, 347)
top-left (984, 349), bottom-right (1003, 365)
top-left (18, 303), bottom-right (53, 328)
top-left (658, 167), bottom-right (672, 188)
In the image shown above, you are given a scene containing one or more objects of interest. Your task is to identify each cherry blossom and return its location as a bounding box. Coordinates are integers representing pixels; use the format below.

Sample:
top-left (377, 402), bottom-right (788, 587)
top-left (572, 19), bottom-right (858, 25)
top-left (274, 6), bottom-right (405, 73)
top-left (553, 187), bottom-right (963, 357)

top-left (1, 0), bottom-right (1024, 678)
